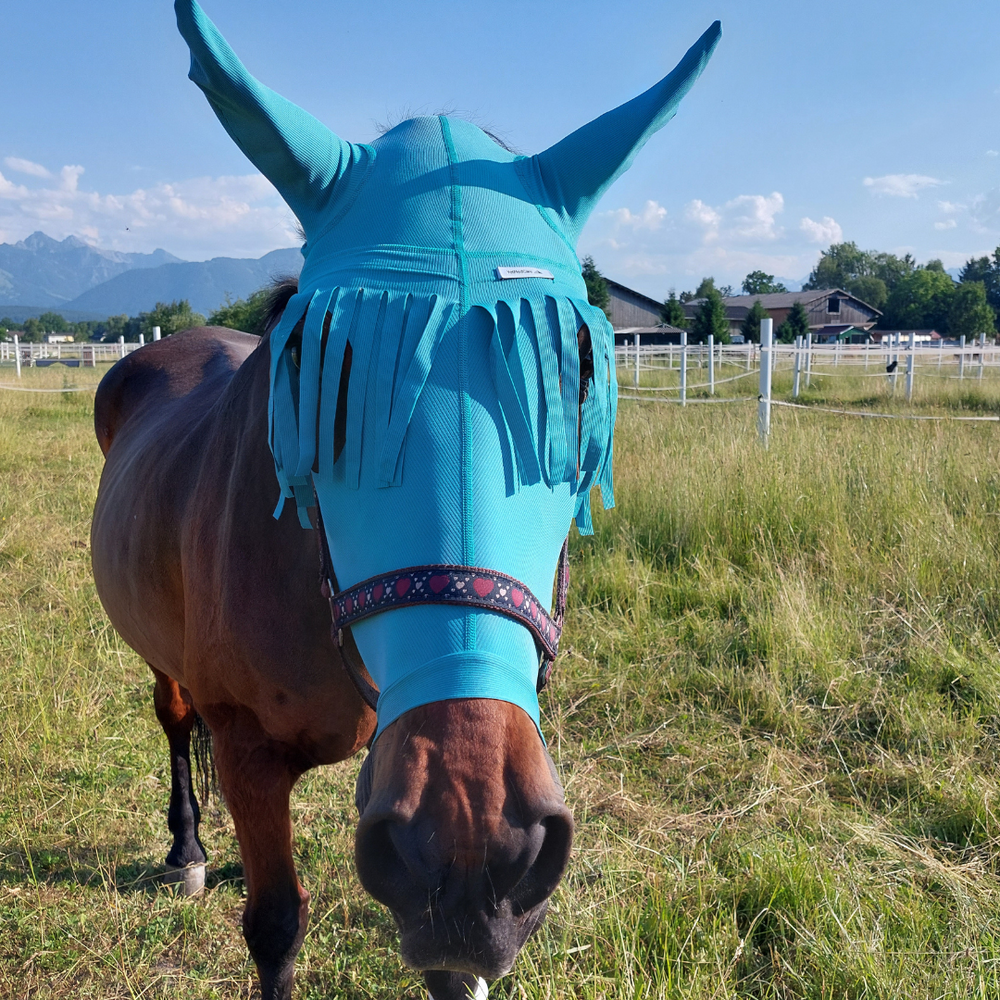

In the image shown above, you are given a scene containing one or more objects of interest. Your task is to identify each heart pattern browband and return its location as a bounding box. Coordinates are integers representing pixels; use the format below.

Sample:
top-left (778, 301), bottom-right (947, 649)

top-left (330, 564), bottom-right (562, 664)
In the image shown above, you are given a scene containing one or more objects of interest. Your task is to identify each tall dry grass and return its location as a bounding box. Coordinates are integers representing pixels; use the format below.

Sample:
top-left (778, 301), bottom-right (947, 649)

top-left (2, 360), bottom-right (1000, 997)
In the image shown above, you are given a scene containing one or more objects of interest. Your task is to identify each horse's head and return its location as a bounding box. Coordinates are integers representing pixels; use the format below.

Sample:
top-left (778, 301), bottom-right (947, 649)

top-left (355, 700), bottom-right (572, 977)
top-left (177, 0), bottom-right (720, 981)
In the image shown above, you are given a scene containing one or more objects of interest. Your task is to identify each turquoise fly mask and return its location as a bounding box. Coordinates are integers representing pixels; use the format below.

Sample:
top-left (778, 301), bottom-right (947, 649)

top-left (176, 0), bottom-right (721, 741)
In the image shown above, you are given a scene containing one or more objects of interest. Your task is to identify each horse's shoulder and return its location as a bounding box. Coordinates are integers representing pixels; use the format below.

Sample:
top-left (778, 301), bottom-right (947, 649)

top-left (94, 326), bottom-right (260, 454)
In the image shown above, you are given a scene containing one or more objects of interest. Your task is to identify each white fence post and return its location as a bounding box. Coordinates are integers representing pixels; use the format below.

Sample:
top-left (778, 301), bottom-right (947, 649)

top-left (139, 333), bottom-right (145, 347)
top-left (792, 335), bottom-right (802, 398)
top-left (746, 341), bottom-right (752, 370)
top-left (13, 335), bottom-right (21, 378)
top-left (153, 325), bottom-right (161, 342)
top-left (959, 335), bottom-right (966, 380)
top-left (804, 333), bottom-right (812, 388)
top-left (905, 331), bottom-right (915, 402)
top-left (979, 333), bottom-right (986, 381)
top-left (633, 333), bottom-right (640, 389)
top-left (680, 330), bottom-right (687, 407)
top-left (708, 334), bottom-right (715, 395)
top-left (118, 335), bottom-right (126, 359)
top-left (939, 336), bottom-right (944, 369)
top-left (758, 319), bottom-right (772, 446)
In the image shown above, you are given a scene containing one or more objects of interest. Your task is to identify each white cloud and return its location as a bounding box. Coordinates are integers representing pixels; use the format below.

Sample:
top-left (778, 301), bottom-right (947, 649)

top-left (724, 193), bottom-right (784, 241)
top-left (0, 171), bottom-right (30, 200)
top-left (988, 150), bottom-right (999, 157)
top-left (934, 219), bottom-right (957, 230)
top-left (684, 199), bottom-right (721, 231)
top-left (938, 200), bottom-right (964, 214)
top-left (685, 192), bottom-right (784, 244)
top-left (0, 162), bottom-right (300, 259)
top-left (969, 188), bottom-right (1000, 232)
top-left (59, 165), bottom-right (84, 192)
top-left (608, 199), bottom-right (667, 231)
top-left (4, 157), bottom-right (52, 179)
top-left (863, 174), bottom-right (946, 198)
top-left (579, 189), bottom-right (826, 297)
top-left (800, 216), bottom-right (843, 244)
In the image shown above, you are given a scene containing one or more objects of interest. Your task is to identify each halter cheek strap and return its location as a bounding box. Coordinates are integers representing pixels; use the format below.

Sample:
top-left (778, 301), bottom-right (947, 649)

top-left (312, 484), bottom-right (569, 714)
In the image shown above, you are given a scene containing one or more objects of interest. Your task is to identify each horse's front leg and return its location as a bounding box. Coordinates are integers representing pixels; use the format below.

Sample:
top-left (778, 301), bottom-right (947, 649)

top-left (211, 708), bottom-right (310, 1000)
top-left (151, 667), bottom-right (208, 891)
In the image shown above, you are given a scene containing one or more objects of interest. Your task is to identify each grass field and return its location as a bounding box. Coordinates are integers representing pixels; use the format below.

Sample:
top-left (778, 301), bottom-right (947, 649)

top-left (4, 356), bottom-right (1000, 998)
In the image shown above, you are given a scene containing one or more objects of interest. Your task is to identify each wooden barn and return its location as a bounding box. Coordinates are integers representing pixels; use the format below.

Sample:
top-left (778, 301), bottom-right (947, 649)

top-left (606, 278), bottom-right (665, 330)
top-left (683, 288), bottom-right (881, 338)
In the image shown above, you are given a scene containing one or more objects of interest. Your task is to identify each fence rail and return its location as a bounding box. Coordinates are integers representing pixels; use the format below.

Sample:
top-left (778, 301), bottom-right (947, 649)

top-left (617, 328), bottom-right (1000, 440)
top-left (0, 341), bottom-right (142, 366)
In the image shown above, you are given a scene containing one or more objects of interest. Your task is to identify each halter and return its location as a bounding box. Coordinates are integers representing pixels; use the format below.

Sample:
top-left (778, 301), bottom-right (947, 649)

top-left (312, 482), bottom-right (569, 714)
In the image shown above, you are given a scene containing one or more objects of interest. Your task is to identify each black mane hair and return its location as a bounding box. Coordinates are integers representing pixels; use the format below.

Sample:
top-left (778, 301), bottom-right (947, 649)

top-left (263, 276), bottom-right (300, 336)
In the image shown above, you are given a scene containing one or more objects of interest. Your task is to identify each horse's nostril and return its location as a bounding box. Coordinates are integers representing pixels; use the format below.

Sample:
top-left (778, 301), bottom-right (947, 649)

top-left (355, 817), bottom-right (413, 908)
top-left (510, 811), bottom-right (574, 915)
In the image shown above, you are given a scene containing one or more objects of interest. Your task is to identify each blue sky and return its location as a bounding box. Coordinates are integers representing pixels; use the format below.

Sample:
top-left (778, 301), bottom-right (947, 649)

top-left (3, 0), bottom-right (999, 298)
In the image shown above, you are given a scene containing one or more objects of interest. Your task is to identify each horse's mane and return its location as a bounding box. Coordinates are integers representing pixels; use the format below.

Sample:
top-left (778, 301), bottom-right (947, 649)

top-left (263, 276), bottom-right (300, 336)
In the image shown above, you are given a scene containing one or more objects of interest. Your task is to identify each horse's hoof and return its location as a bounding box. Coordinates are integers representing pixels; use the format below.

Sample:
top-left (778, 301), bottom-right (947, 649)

top-left (164, 862), bottom-right (206, 896)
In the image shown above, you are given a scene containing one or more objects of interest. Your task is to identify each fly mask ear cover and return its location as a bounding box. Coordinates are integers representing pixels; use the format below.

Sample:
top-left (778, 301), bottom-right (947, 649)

top-left (176, 1), bottom-right (721, 740)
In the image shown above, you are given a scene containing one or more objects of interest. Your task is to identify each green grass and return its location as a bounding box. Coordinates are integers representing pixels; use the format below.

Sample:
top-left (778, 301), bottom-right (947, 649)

top-left (4, 361), bottom-right (1000, 997)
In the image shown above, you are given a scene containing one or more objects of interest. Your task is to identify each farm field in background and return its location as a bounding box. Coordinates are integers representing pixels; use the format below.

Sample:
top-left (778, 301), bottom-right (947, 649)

top-left (3, 357), bottom-right (1000, 998)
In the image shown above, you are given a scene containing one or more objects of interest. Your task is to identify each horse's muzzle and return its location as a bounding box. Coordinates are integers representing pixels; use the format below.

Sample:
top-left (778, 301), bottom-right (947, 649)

top-left (353, 701), bottom-right (574, 978)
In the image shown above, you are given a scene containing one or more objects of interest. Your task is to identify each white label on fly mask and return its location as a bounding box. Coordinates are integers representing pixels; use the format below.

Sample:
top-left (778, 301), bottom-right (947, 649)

top-left (496, 266), bottom-right (555, 280)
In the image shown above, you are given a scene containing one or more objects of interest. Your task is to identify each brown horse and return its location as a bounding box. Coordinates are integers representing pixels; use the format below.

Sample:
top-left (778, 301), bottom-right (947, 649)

top-left (90, 309), bottom-right (575, 1000)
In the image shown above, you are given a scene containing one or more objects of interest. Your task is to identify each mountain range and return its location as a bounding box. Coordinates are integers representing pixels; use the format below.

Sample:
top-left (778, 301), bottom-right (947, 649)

top-left (0, 232), bottom-right (303, 318)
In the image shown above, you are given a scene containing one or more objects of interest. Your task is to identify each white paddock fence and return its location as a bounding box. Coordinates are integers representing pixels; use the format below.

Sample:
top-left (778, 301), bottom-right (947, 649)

top-left (0, 332), bottom-right (155, 382)
top-left (0, 339), bottom-right (142, 367)
top-left (617, 326), bottom-right (1000, 444)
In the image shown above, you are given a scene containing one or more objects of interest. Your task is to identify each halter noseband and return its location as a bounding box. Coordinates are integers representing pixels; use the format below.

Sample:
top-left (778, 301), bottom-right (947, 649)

top-left (311, 482), bottom-right (569, 714)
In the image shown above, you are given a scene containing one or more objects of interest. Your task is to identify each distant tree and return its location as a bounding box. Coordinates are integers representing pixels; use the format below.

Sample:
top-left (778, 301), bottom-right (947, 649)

top-left (960, 255), bottom-right (994, 286)
top-left (924, 258), bottom-right (946, 273)
top-left (881, 269), bottom-right (955, 332)
top-left (775, 301), bottom-right (810, 344)
top-left (848, 275), bottom-right (888, 311)
top-left (804, 242), bottom-right (868, 291)
top-left (659, 291), bottom-right (687, 328)
top-left (137, 300), bottom-right (207, 340)
top-left (804, 241), bottom-right (915, 310)
top-left (871, 250), bottom-right (918, 291)
top-left (37, 311), bottom-right (70, 333)
top-left (689, 286), bottom-right (730, 344)
top-left (581, 256), bottom-right (610, 316)
top-left (96, 314), bottom-right (129, 342)
top-left (0, 317), bottom-right (13, 336)
top-left (740, 299), bottom-right (769, 343)
top-left (947, 282), bottom-right (995, 340)
top-left (693, 277), bottom-right (716, 300)
top-left (741, 270), bottom-right (787, 296)
top-left (21, 317), bottom-right (44, 342)
top-left (209, 288), bottom-right (273, 335)
top-left (71, 320), bottom-right (102, 339)
top-left (959, 249), bottom-right (1000, 330)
